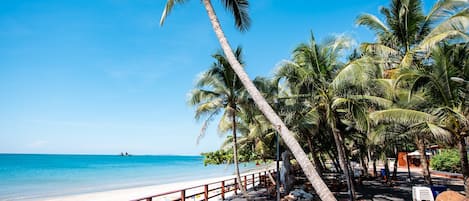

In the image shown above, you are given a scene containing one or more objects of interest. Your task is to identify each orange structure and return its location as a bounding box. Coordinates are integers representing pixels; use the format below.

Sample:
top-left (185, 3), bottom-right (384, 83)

top-left (398, 151), bottom-right (432, 168)
top-left (398, 152), bottom-right (408, 167)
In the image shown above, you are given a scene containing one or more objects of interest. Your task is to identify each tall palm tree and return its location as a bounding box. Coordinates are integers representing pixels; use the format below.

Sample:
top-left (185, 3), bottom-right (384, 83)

top-left (161, 1), bottom-right (336, 199)
top-left (369, 108), bottom-right (454, 185)
top-left (188, 47), bottom-right (248, 194)
top-left (277, 33), bottom-right (391, 200)
top-left (394, 42), bottom-right (469, 191)
top-left (357, 0), bottom-right (468, 187)
top-left (276, 34), bottom-right (355, 196)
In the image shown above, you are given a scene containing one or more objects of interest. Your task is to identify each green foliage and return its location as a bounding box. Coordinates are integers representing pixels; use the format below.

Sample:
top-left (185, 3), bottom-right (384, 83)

top-left (430, 149), bottom-right (461, 173)
top-left (201, 147), bottom-right (261, 166)
top-left (201, 150), bottom-right (233, 166)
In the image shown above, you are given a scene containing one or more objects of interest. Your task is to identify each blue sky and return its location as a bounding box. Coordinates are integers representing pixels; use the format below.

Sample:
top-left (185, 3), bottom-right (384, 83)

top-left (0, 0), bottom-right (436, 155)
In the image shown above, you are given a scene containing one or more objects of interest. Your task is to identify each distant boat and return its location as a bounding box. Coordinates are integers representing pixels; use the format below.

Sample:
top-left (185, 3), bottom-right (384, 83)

top-left (120, 152), bottom-right (131, 157)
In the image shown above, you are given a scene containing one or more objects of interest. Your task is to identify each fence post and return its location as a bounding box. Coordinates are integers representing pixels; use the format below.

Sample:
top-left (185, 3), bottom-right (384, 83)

top-left (234, 178), bottom-right (238, 195)
top-left (221, 180), bottom-right (225, 200)
top-left (204, 185), bottom-right (208, 201)
top-left (180, 190), bottom-right (185, 201)
top-left (259, 172), bottom-right (262, 186)
top-left (252, 174), bottom-right (255, 190)
top-left (244, 175), bottom-right (247, 190)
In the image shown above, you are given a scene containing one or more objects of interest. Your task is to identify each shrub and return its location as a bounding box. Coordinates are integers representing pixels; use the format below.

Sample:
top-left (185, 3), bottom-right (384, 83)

top-left (430, 149), bottom-right (461, 173)
top-left (201, 150), bottom-right (233, 166)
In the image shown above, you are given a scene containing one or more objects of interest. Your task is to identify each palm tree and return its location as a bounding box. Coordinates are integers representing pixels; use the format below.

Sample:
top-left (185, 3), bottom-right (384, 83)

top-left (275, 34), bottom-right (354, 193)
top-left (161, 1), bottom-right (336, 199)
top-left (357, 0), bottom-right (468, 187)
top-left (394, 42), bottom-right (469, 191)
top-left (188, 47), bottom-right (248, 194)
top-left (276, 33), bottom-right (392, 200)
top-left (356, 0), bottom-right (468, 73)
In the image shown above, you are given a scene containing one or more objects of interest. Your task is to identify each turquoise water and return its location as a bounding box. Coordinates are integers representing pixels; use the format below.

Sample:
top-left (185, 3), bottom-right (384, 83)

top-left (0, 154), bottom-right (256, 200)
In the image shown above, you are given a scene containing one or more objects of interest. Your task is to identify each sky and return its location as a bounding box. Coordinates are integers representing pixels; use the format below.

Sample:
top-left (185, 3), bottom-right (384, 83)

top-left (0, 0), bottom-right (436, 155)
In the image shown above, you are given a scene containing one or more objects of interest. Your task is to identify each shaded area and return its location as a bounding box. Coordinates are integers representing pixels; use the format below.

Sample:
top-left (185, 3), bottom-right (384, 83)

top-left (227, 169), bottom-right (464, 201)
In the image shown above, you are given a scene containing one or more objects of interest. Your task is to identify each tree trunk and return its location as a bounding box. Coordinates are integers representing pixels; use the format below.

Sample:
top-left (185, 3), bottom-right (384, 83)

top-left (202, 1), bottom-right (336, 200)
top-left (328, 150), bottom-right (341, 173)
top-left (373, 159), bottom-right (377, 177)
top-left (232, 109), bottom-right (247, 195)
top-left (331, 127), bottom-right (355, 200)
top-left (307, 137), bottom-right (323, 176)
top-left (383, 154), bottom-right (390, 183)
top-left (360, 152), bottom-right (369, 177)
top-left (392, 145), bottom-right (398, 180)
top-left (457, 136), bottom-right (468, 198)
top-left (319, 153), bottom-right (327, 172)
top-left (405, 146), bottom-right (412, 182)
top-left (417, 136), bottom-right (432, 185)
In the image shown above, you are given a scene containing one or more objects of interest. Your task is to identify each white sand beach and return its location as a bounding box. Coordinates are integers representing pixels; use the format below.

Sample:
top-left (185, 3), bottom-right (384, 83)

top-left (43, 167), bottom-right (275, 201)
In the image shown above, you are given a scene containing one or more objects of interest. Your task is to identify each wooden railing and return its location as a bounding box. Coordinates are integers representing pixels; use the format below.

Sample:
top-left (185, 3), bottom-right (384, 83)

top-left (131, 169), bottom-right (276, 201)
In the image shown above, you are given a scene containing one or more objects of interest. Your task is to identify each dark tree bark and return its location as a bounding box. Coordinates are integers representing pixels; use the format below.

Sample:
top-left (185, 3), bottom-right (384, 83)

top-left (331, 127), bottom-right (355, 200)
top-left (457, 136), bottom-right (468, 198)
top-left (392, 145), bottom-right (398, 180)
top-left (373, 159), bottom-right (377, 177)
top-left (307, 137), bottom-right (323, 176)
top-left (417, 136), bottom-right (432, 185)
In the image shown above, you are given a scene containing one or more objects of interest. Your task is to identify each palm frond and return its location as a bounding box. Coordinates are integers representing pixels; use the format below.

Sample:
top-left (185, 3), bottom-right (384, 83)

top-left (356, 13), bottom-right (390, 36)
top-left (426, 122), bottom-right (452, 143)
top-left (194, 99), bottom-right (223, 120)
top-left (369, 109), bottom-right (435, 125)
top-left (188, 89), bottom-right (221, 106)
top-left (348, 95), bottom-right (394, 109)
top-left (221, 0), bottom-right (251, 32)
top-left (400, 51), bottom-right (414, 68)
top-left (360, 43), bottom-right (399, 60)
top-left (160, 0), bottom-right (188, 26)
top-left (418, 30), bottom-right (469, 52)
top-left (426, 0), bottom-right (469, 21)
top-left (197, 110), bottom-right (220, 144)
top-left (332, 56), bottom-right (382, 92)
top-left (426, 8), bottom-right (469, 37)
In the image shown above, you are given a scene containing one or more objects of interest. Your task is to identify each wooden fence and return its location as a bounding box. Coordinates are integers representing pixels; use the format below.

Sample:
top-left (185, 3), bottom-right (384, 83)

top-left (131, 169), bottom-right (276, 201)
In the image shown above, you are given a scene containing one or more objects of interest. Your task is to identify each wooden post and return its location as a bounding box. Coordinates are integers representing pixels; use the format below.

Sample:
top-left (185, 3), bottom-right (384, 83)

top-left (221, 180), bottom-right (225, 200)
top-left (146, 198), bottom-right (151, 201)
top-left (180, 190), bottom-right (185, 201)
top-left (259, 172), bottom-right (262, 186)
top-left (204, 185), bottom-right (208, 201)
top-left (234, 178), bottom-right (238, 195)
top-left (244, 175), bottom-right (247, 190)
top-left (252, 174), bottom-right (255, 190)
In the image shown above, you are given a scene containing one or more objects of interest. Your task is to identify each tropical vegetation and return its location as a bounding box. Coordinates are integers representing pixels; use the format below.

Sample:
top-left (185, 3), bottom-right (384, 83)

top-left (160, 0), bottom-right (469, 199)
top-left (430, 149), bottom-right (462, 173)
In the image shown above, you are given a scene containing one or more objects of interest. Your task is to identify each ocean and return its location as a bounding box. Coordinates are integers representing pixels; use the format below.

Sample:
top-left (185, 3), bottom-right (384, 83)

top-left (0, 154), bottom-right (257, 201)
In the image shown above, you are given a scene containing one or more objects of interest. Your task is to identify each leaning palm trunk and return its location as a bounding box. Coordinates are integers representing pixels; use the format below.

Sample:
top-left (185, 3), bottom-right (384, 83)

top-left (231, 109), bottom-right (248, 196)
top-left (457, 136), bottom-right (469, 197)
top-left (417, 136), bottom-right (432, 185)
top-left (331, 127), bottom-right (355, 200)
top-left (202, 1), bottom-right (336, 200)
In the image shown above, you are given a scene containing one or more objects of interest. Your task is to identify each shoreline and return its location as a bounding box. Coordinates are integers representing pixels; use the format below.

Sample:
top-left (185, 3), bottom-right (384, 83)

top-left (40, 164), bottom-right (274, 201)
